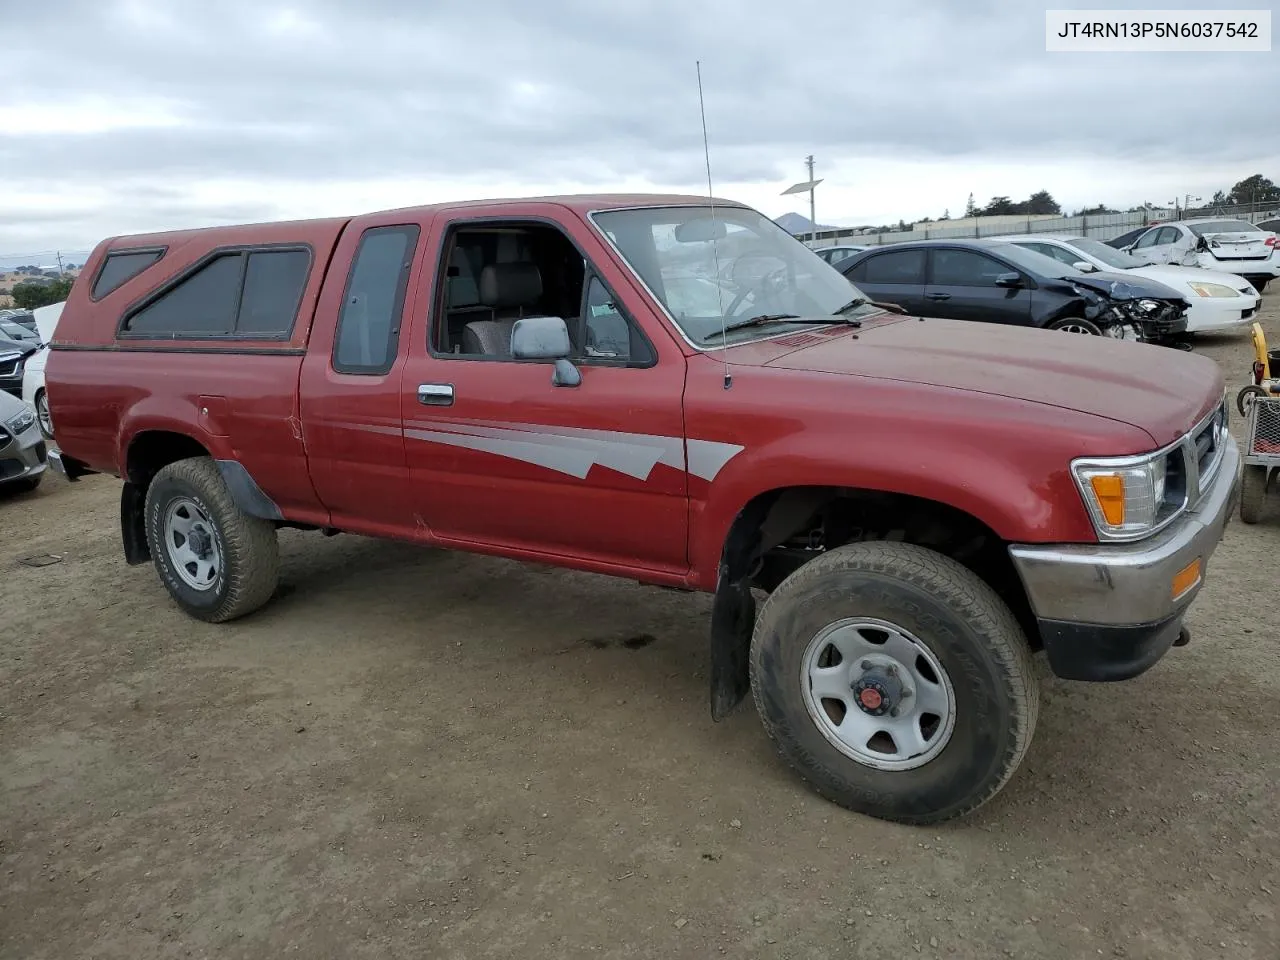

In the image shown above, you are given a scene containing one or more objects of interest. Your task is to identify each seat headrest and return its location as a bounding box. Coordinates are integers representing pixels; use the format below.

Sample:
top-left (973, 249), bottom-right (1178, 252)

top-left (479, 262), bottom-right (542, 308)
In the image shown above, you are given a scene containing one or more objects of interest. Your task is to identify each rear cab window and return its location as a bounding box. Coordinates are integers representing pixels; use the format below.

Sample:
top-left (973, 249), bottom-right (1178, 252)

top-left (92, 248), bottom-right (166, 300)
top-left (119, 247), bottom-right (313, 340)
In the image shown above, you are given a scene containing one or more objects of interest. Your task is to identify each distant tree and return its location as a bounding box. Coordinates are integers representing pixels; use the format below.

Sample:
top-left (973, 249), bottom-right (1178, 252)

top-left (12, 277), bottom-right (72, 309)
top-left (1074, 203), bottom-right (1119, 216)
top-left (964, 193), bottom-right (977, 217)
top-left (1210, 190), bottom-right (1229, 206)
top-left (980, 196), bottom-right (1017, 215)
top-left (1228, 174), bottom-right (1280, 206)
top-left (940, 208), bottom-right (951, 220)
top-left (1023, 190), bottom-right (1061, 215)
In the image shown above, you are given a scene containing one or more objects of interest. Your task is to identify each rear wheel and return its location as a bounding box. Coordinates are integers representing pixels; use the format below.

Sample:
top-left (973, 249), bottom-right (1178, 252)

top-left (144, 457), bottom-right (280, 622)
top-left (1047, 316), bottom-right (1103, 335)
top-left (749, 541), bottom-right (1039, 825)
top-left (1239, 465), bottom-right (1269, 524)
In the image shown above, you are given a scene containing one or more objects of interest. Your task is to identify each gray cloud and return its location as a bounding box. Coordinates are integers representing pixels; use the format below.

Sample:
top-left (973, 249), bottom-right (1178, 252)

top-left (2, 0), bottom-right (1277, 253)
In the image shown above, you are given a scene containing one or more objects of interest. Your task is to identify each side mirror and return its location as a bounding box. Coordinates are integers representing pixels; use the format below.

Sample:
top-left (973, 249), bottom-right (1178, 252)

top-left (994, 272), bottom-right (1023, 288)
top-left (511, 315), bottom-right (571, 360)
top-left (510, 315), bottom-right (581, 388)
top-left (1071, 260), bottom-right (1097, 272)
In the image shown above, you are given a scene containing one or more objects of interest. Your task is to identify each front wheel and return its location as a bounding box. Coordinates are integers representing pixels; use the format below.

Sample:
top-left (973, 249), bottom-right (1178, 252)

top-left (750, 541), bottom-right (1039, 825)
top-left (144, 457), bottom-right (280, 622)
top-left (34, 389), bottom-right (53, 440)
top-left (1047, 316), bottom-right (1103, 335)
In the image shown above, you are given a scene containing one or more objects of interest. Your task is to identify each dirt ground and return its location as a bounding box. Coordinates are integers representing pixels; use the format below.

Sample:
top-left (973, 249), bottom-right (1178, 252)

top-left (3, 300), bottom-right (1279, 960)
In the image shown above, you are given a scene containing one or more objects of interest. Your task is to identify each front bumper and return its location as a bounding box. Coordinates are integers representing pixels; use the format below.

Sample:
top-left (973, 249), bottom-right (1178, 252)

top-left (0, 419), bottom-right (49, 485)
top-left (1008, 432), bottom-right (1240, 681)
top-left (1184, 298), bottom-right (1261, 333)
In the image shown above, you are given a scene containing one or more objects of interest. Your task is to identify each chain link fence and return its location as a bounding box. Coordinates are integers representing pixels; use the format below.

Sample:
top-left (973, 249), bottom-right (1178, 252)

top-left (801, 201), bottom-right (1280, 249)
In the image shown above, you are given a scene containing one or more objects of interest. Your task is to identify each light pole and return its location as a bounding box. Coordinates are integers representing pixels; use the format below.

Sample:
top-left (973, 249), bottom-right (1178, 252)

top-left (782, 155), bottom-right (823, 245)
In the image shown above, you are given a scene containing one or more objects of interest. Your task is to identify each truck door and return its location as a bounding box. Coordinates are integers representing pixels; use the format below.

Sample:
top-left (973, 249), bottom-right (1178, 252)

top-left (399, 210), bottom-right (690, 576)
top-left (298, 218), bottom-right (427, 536)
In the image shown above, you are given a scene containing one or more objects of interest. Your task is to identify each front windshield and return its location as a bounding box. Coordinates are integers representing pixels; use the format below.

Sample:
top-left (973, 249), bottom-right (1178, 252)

top-left (590, 205), bottom-right (875, 344)
top-left (1066, 237), bottom-right (1145, 270)
top-left (1188, 219), bottom-right (1260, 236)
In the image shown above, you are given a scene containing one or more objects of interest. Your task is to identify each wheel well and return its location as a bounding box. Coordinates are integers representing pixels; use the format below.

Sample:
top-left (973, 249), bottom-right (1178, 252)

top-left (723, 486), bottom-right (1041, 651)
top-left (126, 431), bottom-right (210, 488)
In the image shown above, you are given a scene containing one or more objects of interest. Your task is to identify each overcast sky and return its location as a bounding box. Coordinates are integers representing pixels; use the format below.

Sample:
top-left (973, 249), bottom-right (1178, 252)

top-left (2, 0), bottom-right (1277, 263)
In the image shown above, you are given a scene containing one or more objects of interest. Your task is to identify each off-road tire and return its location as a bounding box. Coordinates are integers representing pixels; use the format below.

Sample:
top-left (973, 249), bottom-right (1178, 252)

top-left (144, 456), bottom-right (279, 622)
top-left (749, 541), bottom-right (1040, 825)
top-left (1047, 316), bottom-right (1103, 335)
top-left (1239, 465), bottom-right (1269, 524)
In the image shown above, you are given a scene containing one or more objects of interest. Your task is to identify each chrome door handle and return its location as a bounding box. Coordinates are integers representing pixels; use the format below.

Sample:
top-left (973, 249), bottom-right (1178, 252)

top-left (417, 383), bottom-right (454, 406)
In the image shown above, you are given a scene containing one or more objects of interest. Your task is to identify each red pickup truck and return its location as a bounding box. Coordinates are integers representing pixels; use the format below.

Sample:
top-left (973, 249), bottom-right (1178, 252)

top-left (46, 194), bottom-right (1239, 824)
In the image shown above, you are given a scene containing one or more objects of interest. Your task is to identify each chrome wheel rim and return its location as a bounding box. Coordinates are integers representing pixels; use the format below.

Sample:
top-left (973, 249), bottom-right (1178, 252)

top-left (1056, 322), bottom-right (1097, 335)
top-left (164, 498), bottom-right (222, 591)
top-left (800, 617), bottom-right (956, 771)
top-left (36, 393), bottom-right (52, 437)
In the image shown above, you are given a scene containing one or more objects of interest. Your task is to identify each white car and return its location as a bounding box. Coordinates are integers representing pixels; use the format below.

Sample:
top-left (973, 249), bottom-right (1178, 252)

top-left (814, 244), bottom-right (869, 266)
top-left (993, 234), bottom-right (1261, 334)
top-left (1120, 218), bottom-right (1280, 293)
top-left (20, 301), bottom-right (64, 440)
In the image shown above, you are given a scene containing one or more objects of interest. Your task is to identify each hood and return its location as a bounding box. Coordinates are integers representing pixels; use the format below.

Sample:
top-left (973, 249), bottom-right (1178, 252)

top-left (32, 301), bottom-right (64, 343)
top-left (1062, 270), bottom-right (1186, 302)
top-left (1128, 264), bottom-right (1256, 294)
top-left (0, 337), bottom-right (38, 359)
top-left (760, 315), bottom-right (1220, 447)
top-left (0, 384), bottom-right (30, 417)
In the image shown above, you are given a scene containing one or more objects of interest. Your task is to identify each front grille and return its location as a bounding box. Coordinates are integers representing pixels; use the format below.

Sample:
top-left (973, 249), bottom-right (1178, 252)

top-left (1178, 398), bottom-right (1228, 509)
top-left (33, 441), bottom-right (47, 464)
top-left (0, 426), bottom-right (11, 451)
top-left (0, 359), bottom-right (17, 377)
top-left (0, 458), bottom-right (23, 480)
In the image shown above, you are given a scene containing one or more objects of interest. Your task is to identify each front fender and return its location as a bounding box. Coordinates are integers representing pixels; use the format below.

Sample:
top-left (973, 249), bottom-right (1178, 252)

top-left (689, 430), bottom-right (1095, 590)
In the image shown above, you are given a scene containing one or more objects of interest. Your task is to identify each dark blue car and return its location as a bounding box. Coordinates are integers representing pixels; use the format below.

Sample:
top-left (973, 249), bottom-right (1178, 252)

top-left (838, 238), bottom-right (1190, 341)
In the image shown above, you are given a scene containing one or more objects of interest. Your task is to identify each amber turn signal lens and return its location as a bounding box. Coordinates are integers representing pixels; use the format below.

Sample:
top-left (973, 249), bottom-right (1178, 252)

top-left (1088, 474), bottom-right (1126, 526)
top-left (1171, 558), bottom-right (1202, 600)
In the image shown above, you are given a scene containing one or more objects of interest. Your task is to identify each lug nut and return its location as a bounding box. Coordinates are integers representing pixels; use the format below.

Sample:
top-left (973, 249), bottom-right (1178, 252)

top-left (860, 660), bottom-right (871, 670)
top-left (885, 665), bottom-right (897, 677)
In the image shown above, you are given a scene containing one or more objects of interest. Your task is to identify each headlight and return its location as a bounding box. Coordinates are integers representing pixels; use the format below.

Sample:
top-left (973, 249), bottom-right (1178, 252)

top-left (5, 408), bottom-right (36, 435)
top-left (1072, 451), bottom-right (1180, 540)
top-left (1188, 282), bottom-right (1239, 298)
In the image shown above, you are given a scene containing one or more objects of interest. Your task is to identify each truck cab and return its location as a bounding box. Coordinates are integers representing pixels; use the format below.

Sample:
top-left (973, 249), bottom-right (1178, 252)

top-left (45, 194), bottom-right (1240, 825)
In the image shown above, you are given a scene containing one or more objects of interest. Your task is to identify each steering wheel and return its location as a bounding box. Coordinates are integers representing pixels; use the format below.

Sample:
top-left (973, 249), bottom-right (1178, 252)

top-left (724, 254), bottom-right (790, 316)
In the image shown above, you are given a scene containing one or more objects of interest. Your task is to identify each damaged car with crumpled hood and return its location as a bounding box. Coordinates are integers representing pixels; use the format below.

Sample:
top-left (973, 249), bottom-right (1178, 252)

top-left (838, 237), bottom-right (1191, 344)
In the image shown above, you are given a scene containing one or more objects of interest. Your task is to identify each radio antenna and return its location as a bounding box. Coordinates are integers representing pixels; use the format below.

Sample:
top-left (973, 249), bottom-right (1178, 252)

top-left (696, 59), bottom-right (731, 390)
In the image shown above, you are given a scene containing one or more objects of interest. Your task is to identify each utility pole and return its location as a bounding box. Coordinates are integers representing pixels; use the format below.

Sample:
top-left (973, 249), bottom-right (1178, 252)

top-left (805, 155), bottom-right (816, 244)
top-left (781, 156), bottom-right (824, 246)
top-left (56, 251), bottom-right (64, 275)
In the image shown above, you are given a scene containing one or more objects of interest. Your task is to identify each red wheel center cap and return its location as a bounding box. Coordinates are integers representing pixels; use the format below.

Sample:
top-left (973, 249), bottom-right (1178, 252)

top-left (858, 688), bottom-right (883, 710)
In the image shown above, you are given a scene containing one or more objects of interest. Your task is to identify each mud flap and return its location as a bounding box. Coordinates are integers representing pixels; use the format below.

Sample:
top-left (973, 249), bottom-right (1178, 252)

top-left (121, 482), bottom-right (151, 565)
top-left (709, 567), bottom-right (756, 721)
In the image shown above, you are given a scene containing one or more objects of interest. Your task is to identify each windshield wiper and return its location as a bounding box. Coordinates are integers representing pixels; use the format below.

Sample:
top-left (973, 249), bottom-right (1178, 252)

top-left (701, 313), bottom-right (861, 343)
top-left (834, 297), bottom-right (869, 315)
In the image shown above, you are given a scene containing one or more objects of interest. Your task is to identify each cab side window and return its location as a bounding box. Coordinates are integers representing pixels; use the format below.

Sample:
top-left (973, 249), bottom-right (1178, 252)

top-left (432, 221), bottom-right (654, 367)
top-left (333, 225), bottom-right (420, 375)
